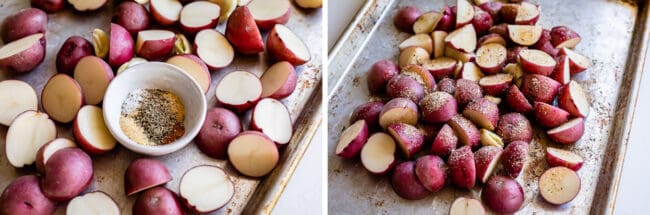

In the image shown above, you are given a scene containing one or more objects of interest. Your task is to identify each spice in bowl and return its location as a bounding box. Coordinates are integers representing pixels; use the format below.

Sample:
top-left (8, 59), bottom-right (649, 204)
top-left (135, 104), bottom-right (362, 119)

top-left (119, 89), bottom-right (185, 146)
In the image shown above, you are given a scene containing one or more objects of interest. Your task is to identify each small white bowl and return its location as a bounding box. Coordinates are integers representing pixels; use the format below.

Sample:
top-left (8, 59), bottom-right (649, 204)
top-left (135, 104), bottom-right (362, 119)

top-left (103, 62), bottom-right (206, 156)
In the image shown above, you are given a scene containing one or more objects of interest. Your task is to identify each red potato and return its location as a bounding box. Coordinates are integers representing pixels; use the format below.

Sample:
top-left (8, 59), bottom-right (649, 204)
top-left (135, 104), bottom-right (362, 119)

top-left (31, 0), bottom-right (64, 13)
top-left (521, 74), bottom-right (561, 104)
top-left (415, 155), bottom-right (447, 192)
top-left (455, 0), bottom-right (474, 28)
top-left (534, 29), bottom-right (560, 57)
top-left (0, 33), bottom-right (46, 73)
top-left (57, 36), bottom-right (94, 75)
top-left (503, 63), bottom-right (525, 86)
top-left (507, 46), bottom-right (527, 64)
top-left (548, 118), bottom-right (585, 145)
top-left (109, 23), bottom-right (134, 67)
top-left (5, 111), bottom-right (56, 168)
top-left (435, 6), bottom-right (455, 32)
top-left (422, 57), bottom-right (457, 80)
top-left (499, 3), bottom-right (519, 24)
top-left (394, 6), bottom-right (422, 33)
top-left (251, 98), bottom-right (293, 144)
top-left (215, 71), bottom-right (261, 112)
top-left (0, 175), bottom-right (56, 215)
top-left (133, 187), bottom-right (185, 215)
top-left (419, 92), bottom-right (457, 123)
top-left (73, 56), bottom-right (113, 105)
top-left (399, 34), bottom-right (433, 54)
top-left (113, 1), bottom-right (150, 35)
top-left (475, 43), bottom-right (506, 74)
top-left (0, 80), bottom-right (37, 126)
top-left (67, 191), bottom-right (120, 215)
top-left (505, 85), bottom-right (533, 113)
top-left (196, 107), bottom-right (241, 159)
top-left (508, 25), bottom-right (543, 46)
top-left (519, 49), bottom-right (557, 76)
top-left (150, 0), bottom-right (183, 26)
top-left (437, 78), bottom-right (456, 94)
top-left (267, 24), bottom-right (311, 65)
top-left (367, 59), bottom-right (399, 93)
top-left (73, 105), bottom-right (116, 154)
top-left (195, 29), bottom-right (235, 69)
top-left (1, 8), bottom-right (47, 43)
top-left (546, 147), bottom-right (584, 171)
top-left (472, 6), bottom-right (493, 36)
top-left (477, 33), bottom-right (506, 48)
top-left (67, 0), bottom-right (107, 11)
top-left (454, 78), bottom-right (483, 107)
top-left (534, 102), bottom-right (570, 128)
top-left (413, 11), bottom-right (443, 34)
top-left (560, 48), bottom-right (591, 74)
top-left (449, 115), bottom-right (480, 149)
top-left (41, 148), bottom-right (93, 201)
top-left (474, 146), bottom-right (502, 183)
top-left (399, 46), bottom-right (430, 67)
top-left (35, 138), bottom-right (76, 173)
top-left (515, 2), bottom-right (540, 25)
top-left (431, 31), bottom-right (448, 58)
top-left (445, 46), bottom-right (475, 63)
top-left (361, 133), bottom-right (397, 174)
top-left (431, 124), bottom-right (459, 158)
top-left (387, 123), bottom-right (424, 159)
top-left (124, 158), bottom-right (172, 196)
top-left (553, 55), bottom-right (571, 85)
top-left (228, 131), bottom-right (279, 177)
top-left (488, 23), bottom-right (509, 41)
top-left (226, 6), bottom-right (264, 54)
top-left (179, 166), bottom-right (234, 213)
top-left (501, 140), bottom-right (528, 178)
top-left (449, 197), bottom-right (485, 215)
top-left (336, 120), bottom-right (369, 159)
top-left (418, 124), bottom-right (442, 143)
top-left (458, 62), bottom-right (484, 82)
top-left (551, 26), bottom-right (581, 49)
top-left (248, 0), bottom-right (291, 30)
top-left (479, 73), bottom-right (512, 96)
top-left (386, 74), bottom-right (425, 102)
top-left (480, 129), bottom-right (504, 148)
top-left (463, 98), bottom-right (499, 131)
top-left (481, 175), bottom-right (524, 213)
top-left (180, 1), bottom-right (221, 35)
top-left (351, 101), bottom-right (384, 130)
top-left (166, 54), bottom-right (211, 93)
top-left (445, 24), bottom-right (477, 53)
top-left (539, 167), bottom-right (581, 205)
top-left (558, 80), bottom-right (590, 117)
top-left (136, 30), bottom-right (175, 61)
top-left (400, 64), bottom-right (436, 92)
top-left (448, 146), bottom-right (476, 189)
top-left (260, 61), bottom-right (297, 99)
top-left (379, 97), bottom-right (418, 128)
top-left (42, 74), bottom-right (84, 123)
top-left (479, 2), bottom-right (502, 21)
top-left (496, 113), bottom-right (532, 144)
top-left (391, 161), bottom-right (430, 200)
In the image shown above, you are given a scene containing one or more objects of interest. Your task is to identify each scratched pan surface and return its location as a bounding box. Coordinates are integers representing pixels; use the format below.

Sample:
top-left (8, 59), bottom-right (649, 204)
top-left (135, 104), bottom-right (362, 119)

top-left (0, 1), bottom-right (322, 214)
top-left (328, 0), bottom-right (647, 214)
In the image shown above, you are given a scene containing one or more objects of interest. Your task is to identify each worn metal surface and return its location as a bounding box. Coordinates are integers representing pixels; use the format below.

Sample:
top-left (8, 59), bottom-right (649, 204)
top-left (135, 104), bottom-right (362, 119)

top-left (328, 0), bottom-right (647, 214)
top-left (0, 1), bottom-right (322, 215)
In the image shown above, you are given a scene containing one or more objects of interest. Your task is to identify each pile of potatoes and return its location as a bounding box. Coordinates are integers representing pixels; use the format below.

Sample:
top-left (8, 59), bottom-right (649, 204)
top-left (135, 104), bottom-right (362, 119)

top-left (336, 0), bottom-right (591, 213)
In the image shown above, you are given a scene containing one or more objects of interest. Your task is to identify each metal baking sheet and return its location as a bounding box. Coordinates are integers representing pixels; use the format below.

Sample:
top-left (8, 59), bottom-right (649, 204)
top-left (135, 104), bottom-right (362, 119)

top-left (0, 1), bottom-right (322, 214)
top-left (328, 0), bottom-right (648, 214)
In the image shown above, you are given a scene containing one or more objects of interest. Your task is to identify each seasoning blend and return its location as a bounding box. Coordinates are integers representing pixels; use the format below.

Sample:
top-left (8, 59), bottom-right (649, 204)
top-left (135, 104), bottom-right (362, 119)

top-left (120, 89), bottom-right (185, 146)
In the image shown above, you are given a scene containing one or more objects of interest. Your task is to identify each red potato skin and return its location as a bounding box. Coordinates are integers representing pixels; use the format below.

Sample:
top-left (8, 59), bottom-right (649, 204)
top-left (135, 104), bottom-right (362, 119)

top-left (449, 115), bottom-right (481, 149)
top-left (507, 46), bottom-right (526, 64)
top-left (57, 36), bottom-right (94, 74)
top-left (150, 2), bottom-right (179, 26)
top-left (474, 146), bottom-right (502, 183)
top-left (351, 101), bottom-right (384, 131)
top-left (521, 74), bottom-right (561, 104)
top-left (519, 50), bottom-right (556, 76)
top-left (196, 107), bottom-right (242, 159)
top-left (31, 0), bottom-right (64, 13)
top-left (479, 2), bottom-right (502, 22)
top-left (387, 123), bottom-right (424, 159)
top-left (137, 37), bottom-right (175, 61)
top-left (534, 29), bottom-right (560, 57)
top-left (448, 146), bottom-right (476, 189)
top-left (133, 187), bottom-right (186, 215)
top-left (419, 92), bottom-right (457, 123)
top-left (437, 78), bottom-right (456, 94)
top-left (0, 175), bottom-right (56, 215)
top-left (534, 102), bottom-right (570, 128)
top-left (113, 1), bottom-right (151, 35)
top-left (558, 83), bottom-right (588, 118)
top-left (559, 48), bottom-right (590, 74)
top-left (401, 64), bottom-right (436, 92)
top-left (266, 25), bottom-right (310, 65)
top-left (124, 158), bottom-right (173, 196)
top-left (379, 97), bottom-right (419, 128)
top-left (431, 124), bottom-right (458, 158)
top-left (435, 6), bottom-right (455, 32)
top-left (0, 36), bottom-right (46, 73)
top-left (481, 175), bottom-right (524, 213)
top-left (499, 3), bottom-right (519, 24)
top-left (391, 161), bottom-right (430, 200)
top-left (496, 113), bottom-right (532, 144)
top-left (550, 26), bottom-right (581, 48)
top-left (488, 23), bottom-right (509, 42)
top-left (415, 155), bottom-right (447, 192)
top-left (109, 23), bottom-right (134, 67)
top-left (548, 118), bottom-right (585, 145)
top-left (479, 74), bottom-right (512, 96)
top-left (418, 123), bottom-right (441, 143)
top-left (41, 148), bottom-right (93, 201)
top-left (336, 120), bottom-right (369, 159)
top-left (546, 148), bottom-right (584, 171)
top-left (226, 6), bottom-right (264, 54)
top-left (386, 74), bottom-right (425, 102)
top-left (36, 139), bottom-right (76, 173)
top-left (454, 79), bottom-right (483, 107)
top-left (501, 141), bottom-right (528, 178)
top-left (472, 6), bottom-right (493, 36)
top-left (424, 58), bottom-right (457, 80)
top-left (477, 33), bottom-right (506, 48)
top-left (505, 85), bottom-right (533, 113)
top-left (463, 98), bottom-right (499, 130)
top-left (367, 59), bottom-right (399, 93)
top-left (394, 6), bottom-right (422, 33)
top-left (1, 8), bottom-right (47, 43)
